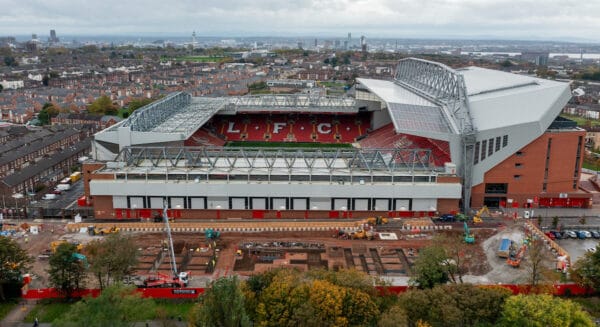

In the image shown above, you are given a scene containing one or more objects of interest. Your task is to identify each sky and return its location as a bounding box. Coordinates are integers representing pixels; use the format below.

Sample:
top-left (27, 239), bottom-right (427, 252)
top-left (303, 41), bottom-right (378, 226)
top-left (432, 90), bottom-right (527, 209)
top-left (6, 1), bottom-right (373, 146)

top-left (1, 0), bottom-right (600, 42)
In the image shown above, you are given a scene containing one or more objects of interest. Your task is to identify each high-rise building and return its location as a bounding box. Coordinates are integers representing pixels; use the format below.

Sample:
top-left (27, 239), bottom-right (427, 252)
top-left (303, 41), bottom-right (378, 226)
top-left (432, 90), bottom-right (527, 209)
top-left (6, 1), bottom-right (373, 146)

top-left (314, 38), bottom-right (318, 48)
top-left (49, 29), bottom-right (59, 43)
top-left (360, 35), bottom-right (367, 53)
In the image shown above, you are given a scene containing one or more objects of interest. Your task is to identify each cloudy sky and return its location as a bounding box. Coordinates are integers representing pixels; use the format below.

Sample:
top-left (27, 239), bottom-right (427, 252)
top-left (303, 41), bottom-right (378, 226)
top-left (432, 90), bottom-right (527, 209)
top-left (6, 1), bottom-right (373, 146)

top-left (1, 0), bottom-right (599, 41)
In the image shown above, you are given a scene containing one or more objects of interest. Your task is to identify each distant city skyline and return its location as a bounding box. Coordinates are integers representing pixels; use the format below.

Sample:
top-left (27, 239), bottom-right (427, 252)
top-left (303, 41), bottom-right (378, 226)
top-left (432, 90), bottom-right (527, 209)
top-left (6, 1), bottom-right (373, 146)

top-left (1, 0), bottom-right (600, 43)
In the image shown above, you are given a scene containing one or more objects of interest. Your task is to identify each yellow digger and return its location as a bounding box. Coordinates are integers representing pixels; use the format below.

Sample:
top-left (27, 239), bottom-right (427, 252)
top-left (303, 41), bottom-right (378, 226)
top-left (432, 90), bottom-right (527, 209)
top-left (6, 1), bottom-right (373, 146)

top-left (365, 216), bottom-right (389, 225)
top-left (92, 225), bottom-right (120, 236)
top-left (473, 206), bottom-right (490, 224)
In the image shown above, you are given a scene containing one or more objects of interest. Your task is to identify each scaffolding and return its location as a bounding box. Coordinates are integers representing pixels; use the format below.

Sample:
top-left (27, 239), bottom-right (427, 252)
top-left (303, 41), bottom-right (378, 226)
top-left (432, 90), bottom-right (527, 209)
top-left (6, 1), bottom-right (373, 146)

top-left (111, 146), bottom-right (444, 182)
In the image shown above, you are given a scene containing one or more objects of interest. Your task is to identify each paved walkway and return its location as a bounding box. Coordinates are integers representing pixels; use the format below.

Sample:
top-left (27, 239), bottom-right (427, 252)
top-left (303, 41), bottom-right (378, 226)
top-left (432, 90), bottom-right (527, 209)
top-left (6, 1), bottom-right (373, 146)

top-left (0, 300), bottom-right (39, 327)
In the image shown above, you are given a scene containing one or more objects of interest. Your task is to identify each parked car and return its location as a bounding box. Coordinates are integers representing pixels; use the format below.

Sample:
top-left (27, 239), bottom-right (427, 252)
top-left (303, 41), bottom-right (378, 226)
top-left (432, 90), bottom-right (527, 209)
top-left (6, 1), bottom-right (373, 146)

top-left (564, 230), bottom-right (577, 238)
top-left (576, 231), bottom-right (588, 239)
top-left (591, 231), bottom-right (600, 239)
top-left (582, 231), bottom-right (593, 238)
top-left (544, 232), bottom-right (555, 240)
top-left (551, 231), bottom-right (563, 239)
top-left (42, 194), bottom-right (57, 200)
top-left (438, 214), bottom-right (455, 222)
top-left (51, 188), bottom-right (62, 195)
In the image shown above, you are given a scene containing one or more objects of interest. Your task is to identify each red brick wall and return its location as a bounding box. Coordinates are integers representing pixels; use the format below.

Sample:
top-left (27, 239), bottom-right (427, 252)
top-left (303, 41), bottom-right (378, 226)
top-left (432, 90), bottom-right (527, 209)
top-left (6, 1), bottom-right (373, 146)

top-left (472, 130), bottom-right (586, 207)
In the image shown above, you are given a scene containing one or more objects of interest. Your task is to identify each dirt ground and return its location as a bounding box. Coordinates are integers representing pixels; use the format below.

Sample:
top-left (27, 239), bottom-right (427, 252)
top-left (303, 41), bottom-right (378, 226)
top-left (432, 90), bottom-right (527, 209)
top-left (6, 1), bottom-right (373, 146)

top-left (2, 217), bottom-right (560, 288)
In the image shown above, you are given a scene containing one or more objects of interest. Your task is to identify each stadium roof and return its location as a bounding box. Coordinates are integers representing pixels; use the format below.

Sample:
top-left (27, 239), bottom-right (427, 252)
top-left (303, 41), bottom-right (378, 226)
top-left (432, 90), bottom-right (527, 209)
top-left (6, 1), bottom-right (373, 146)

top-left (357, 64), bottom-right (571, 135)
top-left (96, 92), bottom-right (358, 148)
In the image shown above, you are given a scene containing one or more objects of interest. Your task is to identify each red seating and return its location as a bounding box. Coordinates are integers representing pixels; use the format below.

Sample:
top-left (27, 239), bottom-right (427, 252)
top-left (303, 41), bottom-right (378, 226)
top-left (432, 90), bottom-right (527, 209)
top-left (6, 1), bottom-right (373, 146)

top-left (359, 124), bottom-right (451, 167)
top-left (184, 128), bottom-right (226, 146)
top-left (210, 114), bottom-right (369, 143)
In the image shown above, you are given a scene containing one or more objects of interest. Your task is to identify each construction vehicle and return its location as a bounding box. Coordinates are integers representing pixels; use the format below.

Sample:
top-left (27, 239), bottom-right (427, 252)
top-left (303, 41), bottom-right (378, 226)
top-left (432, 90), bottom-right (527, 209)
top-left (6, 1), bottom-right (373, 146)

top-left (91, 225), bottom-right (119, 236)
top-left (507, 243), bottom-right (527, 267)
top-left (143, 203), bottom-right (190, 288)
top-left (50, 240), bottom-right (84, 253)
top-left (351, 229), bottom-right (375, 240)
top-left (463, 222), bottom-right (475, 244)
top-left (473, 206), bottom-right (490, 224)
top-left (497, 238), bottom-right (511, 258)
top-left (72, 253), bottom-right (89, 268)
top-left (205, 228), bottom-right (221, 240)
top-left (366, 216), bottom-right (389, 225)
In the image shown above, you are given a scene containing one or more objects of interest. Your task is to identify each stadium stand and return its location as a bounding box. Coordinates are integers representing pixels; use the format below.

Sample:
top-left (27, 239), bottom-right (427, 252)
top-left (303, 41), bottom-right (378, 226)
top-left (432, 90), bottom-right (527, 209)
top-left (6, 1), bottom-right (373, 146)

top-left (359, 123), bottom-right (451, 166)
top-left (212, 114), bottom-right (369, 143)
top-left (184, 128), bottom-right (226, 147)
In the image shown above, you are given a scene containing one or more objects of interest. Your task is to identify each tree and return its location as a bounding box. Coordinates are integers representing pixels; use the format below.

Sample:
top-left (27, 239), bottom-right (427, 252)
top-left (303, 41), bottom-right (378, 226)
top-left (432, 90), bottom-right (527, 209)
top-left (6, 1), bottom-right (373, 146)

top-left (126, 98), bottom-right (154, 114)
top-left (85, 233), bottom-right (138, 289)
top-left (552, 216), bottom-right (559, 229)
top-left (38, 103), bottom-right (61, 125)
top-left (409, 245), bottom-right (452, 288)
top-left (190, 276), bottom-right (250, 327)
top-left (3, 56), bottom-right (17, 67)
top-left (500, 294), bottom-right (594, 327)
top-left (378, 305), bottom-right (408, 327)
top-left (524, 238), bottom-right (555, 291)
top-left (47, 243), bottom-right (87, 299)
top-left (88, 95), bottom-right (118, 116)
top-left (571, 244), bottom-right (600, 291)
top-left (398, 284), bottom-right (510, 327)
top-left (53, 283), bottom-right (156, 327)
top-left (0, 236), bottom-right (32, 300)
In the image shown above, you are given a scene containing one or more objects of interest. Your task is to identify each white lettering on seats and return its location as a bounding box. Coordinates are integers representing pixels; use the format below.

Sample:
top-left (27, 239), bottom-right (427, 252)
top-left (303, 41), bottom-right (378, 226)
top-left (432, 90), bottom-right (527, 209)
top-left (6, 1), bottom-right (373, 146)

top-left (317, 123), bottom-right (331, 134)
top-left (227, 122), bottom-right (240, 133)
top-left (273, 122), bottom-right (287, 134)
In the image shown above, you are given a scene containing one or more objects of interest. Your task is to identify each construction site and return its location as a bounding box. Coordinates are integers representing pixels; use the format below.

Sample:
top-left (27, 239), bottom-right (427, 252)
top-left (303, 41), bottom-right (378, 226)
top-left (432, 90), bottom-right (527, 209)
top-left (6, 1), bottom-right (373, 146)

top-left (4, 206), bottom-right (591, 291)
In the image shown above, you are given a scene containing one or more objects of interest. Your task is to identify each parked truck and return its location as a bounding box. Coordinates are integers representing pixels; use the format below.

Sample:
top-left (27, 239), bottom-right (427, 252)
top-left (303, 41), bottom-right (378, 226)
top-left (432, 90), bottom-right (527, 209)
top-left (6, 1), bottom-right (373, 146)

top-left (70, 172), bottom-right (82, 183)
top-left (497, 238), bottom-right (511, 258)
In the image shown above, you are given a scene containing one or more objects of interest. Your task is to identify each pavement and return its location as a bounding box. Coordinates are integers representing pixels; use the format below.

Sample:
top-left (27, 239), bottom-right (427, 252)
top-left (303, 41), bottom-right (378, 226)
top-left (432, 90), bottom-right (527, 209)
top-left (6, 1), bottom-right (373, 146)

top-left (0, 300), bottom-right (39, 327)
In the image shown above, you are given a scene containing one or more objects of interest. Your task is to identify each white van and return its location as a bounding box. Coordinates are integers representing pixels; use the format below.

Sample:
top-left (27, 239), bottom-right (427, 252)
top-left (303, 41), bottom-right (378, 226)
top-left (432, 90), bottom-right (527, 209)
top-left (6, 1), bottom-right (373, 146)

top-left (42, 194), bottom-right (57, 200)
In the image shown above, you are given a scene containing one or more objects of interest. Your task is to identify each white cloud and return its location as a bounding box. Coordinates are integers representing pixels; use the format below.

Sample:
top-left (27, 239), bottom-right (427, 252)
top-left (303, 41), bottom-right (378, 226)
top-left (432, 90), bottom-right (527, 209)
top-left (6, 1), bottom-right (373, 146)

top-left (0, 0), bottom-right (598, 41)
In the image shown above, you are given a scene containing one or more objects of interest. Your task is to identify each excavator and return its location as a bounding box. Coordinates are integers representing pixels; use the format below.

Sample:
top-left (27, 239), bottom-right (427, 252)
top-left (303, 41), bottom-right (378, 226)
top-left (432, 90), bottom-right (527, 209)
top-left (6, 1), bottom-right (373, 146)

top-left (463, 222), bottom-right (475, 244)
top-left (473, 206), bottom-right (490, 224)
top-left (507, 243), bottom-right (527, 267)
top-left (365, 216), bottom-right (389, 226)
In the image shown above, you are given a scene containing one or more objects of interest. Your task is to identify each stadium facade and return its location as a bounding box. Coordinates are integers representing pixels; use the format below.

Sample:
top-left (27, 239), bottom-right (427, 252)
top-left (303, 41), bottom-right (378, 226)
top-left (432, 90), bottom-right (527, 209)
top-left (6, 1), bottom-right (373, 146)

top-left (84, 58), bottom-right (589, 220)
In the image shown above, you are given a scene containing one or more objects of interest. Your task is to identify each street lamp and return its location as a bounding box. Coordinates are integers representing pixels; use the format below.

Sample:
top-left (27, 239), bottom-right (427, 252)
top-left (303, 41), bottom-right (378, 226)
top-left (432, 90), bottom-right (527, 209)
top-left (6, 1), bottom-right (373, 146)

top-left (12, 193), bottom-right (23, 223)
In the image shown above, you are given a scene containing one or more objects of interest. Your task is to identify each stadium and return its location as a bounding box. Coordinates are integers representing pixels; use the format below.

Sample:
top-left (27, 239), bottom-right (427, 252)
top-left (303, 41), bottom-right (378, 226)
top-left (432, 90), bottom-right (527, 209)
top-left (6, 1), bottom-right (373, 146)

top-left (84, 58), bottom-right (589, 220)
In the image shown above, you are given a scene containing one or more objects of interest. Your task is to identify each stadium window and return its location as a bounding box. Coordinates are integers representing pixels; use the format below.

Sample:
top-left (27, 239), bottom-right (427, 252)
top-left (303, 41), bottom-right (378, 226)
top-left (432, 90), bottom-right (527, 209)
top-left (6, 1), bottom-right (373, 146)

top-left (513, 175), bottom-right (522, 180)
top-left (495, 137), bottom-right (501, 152)
top-left (515, 163), bottom-right (523, 168)
top-left (485, 183), bottom-right (508, 194)
top-left (474, 142), bottom-right (480, 164)
top-left (542, 183), bottom-right (547, 192)
top-left (488, 138), bottom-right (494, 156)
top-left (516, 151), bottom-right (524, 157)
top-left (481, 140), bottom-right (487, 161)
top-left (502, 135), bottom-right (508, 148)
